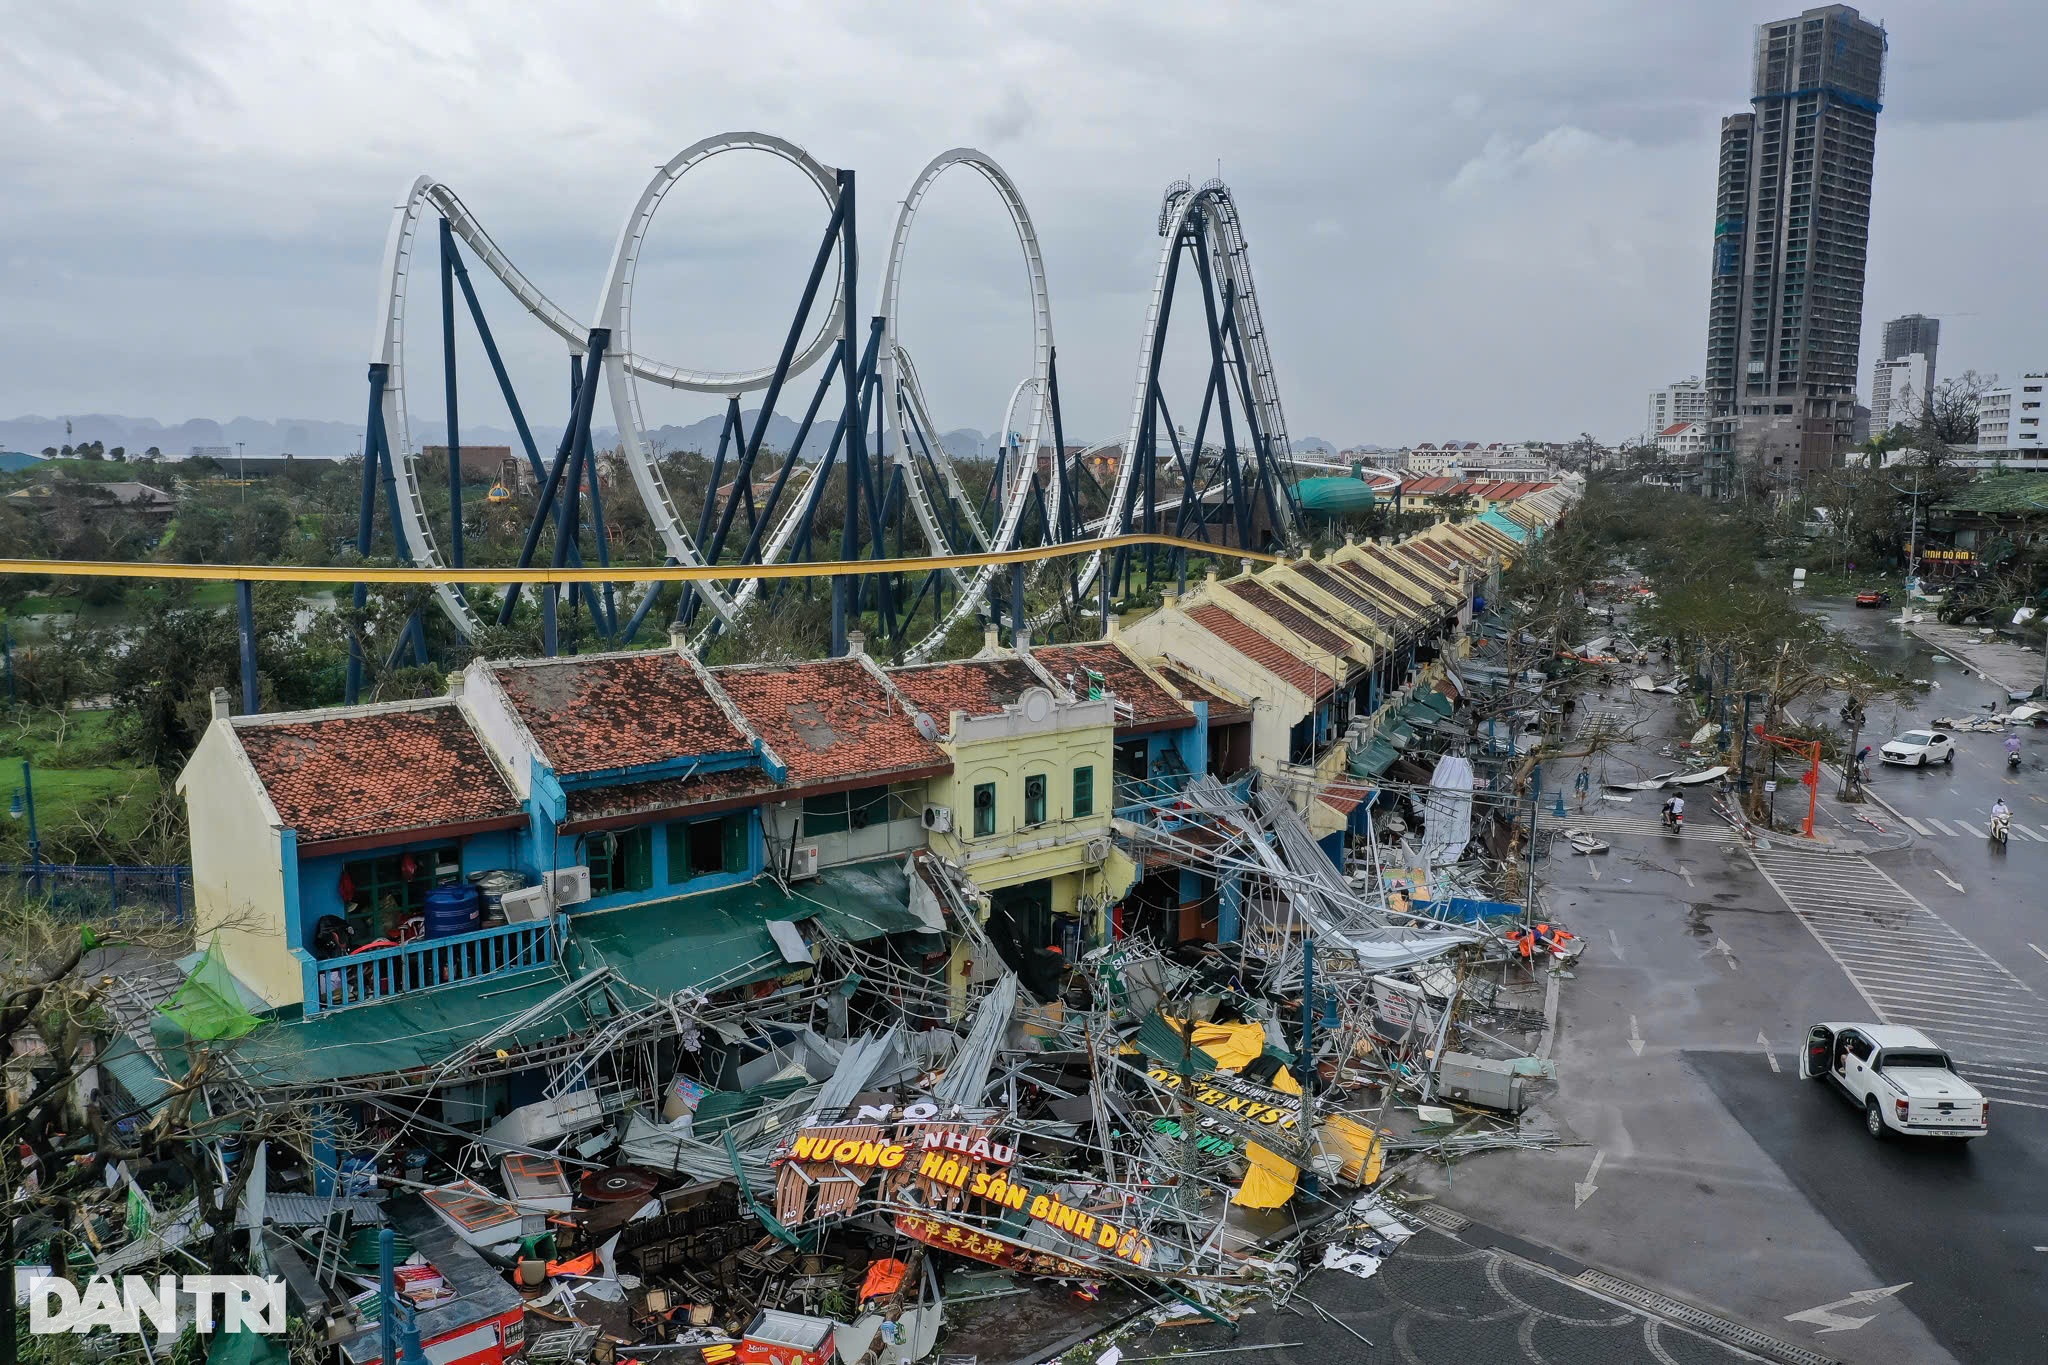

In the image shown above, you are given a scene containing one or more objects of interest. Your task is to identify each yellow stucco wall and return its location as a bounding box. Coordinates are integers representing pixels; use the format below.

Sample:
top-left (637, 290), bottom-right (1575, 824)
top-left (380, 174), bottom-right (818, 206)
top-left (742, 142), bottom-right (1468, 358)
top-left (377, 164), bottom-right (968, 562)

top-left (175, 719), bottom-right (301, 1008)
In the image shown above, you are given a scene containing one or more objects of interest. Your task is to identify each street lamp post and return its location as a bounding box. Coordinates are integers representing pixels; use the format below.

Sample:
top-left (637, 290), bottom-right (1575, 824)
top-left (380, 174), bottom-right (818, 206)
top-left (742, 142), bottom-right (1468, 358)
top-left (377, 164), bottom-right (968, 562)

top-left (236, 440), bottom-right (246, 504)
top-left (14, 759), bottom-right (40, 896)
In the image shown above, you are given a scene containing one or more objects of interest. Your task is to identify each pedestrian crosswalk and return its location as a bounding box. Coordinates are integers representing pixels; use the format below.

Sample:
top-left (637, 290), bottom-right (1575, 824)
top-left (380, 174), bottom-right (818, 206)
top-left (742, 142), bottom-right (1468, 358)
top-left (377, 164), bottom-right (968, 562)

top-left (1892, 813), bottom-right (2048, 843)
top-left (1748, 843), bottom-right (2048, 1108)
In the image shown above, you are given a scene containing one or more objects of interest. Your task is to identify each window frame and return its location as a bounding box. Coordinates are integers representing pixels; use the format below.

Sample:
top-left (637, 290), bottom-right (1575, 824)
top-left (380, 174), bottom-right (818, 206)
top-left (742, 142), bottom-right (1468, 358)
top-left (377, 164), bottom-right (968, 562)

top-left (972, 782), bottom-right (997, 838)
top-left (1024, 773), bottom-right (1048, 827)
top-left (1072, 765), bottom-right (1095, 819)
top-left (589, 827), bottom-right (654, 896)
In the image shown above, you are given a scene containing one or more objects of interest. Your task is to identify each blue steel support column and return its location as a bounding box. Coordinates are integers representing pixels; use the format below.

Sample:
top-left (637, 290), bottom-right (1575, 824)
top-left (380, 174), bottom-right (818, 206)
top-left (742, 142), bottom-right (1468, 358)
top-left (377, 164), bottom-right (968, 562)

top-left (831, 168), bottom-right (862, 659)
top-left (439, 217), bottom-right (465, 569)
top-left (582, 420), bottom-right (617, 637)
top-left (236, 580), bottom-right (258, 714)
top-left (499, 331), bottom-right (609, 626)
top-left (1114, 223), bottom-right (1185, 596)
top-left (1010, 561), bottom-right (1026, 649)
top-left (681, 398), bottom-right (742, 626)
top-left (345, 364), bottom-right (388, 703)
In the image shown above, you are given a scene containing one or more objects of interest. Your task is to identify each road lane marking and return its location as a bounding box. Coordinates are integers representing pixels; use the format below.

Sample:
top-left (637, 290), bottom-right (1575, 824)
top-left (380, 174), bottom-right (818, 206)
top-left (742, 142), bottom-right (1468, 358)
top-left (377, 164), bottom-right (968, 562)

top-left (1784, 1283), bottom-right (1911, 1335)
top-left (2031, 943), bottom-right (2048, 964)
top-left (1923, 818), bottom-right (1958, 836)
top-left (1678, 865), bottom-right (1693, 886)
top-left (1935, 869), bottom-right (1965, 892)
top-left (1953, 821), bottom-right (1985, 838)
top-left (1607, 927), bottom-right (1625, 962)
top-left (1758, 1030), bottom-right (1780, 1073)
top-left (1628, 1016), bottom-right (1644, 1057)
top-left (1901, 816), bottom-right (1934, 836)
top-left (1572, 1149), bottom-right (1605, 1210)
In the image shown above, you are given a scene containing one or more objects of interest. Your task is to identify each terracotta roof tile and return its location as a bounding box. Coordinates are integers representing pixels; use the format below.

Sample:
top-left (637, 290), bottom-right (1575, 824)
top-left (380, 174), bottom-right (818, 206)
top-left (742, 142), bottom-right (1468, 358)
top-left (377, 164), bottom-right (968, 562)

top-left (1151, 662), bottom-right (1251, 722)
top-left (1333, 557), bottom-right (1431, 618)
top-left (561, 766), bottom-right (783, 831)
top-left (1224, 581), bottom-right (1355, 656)
top-left (237, 703), bottom-right (522, 845)
top-left (1293, 563), bottom-right (1397, 630)
top-left (493, 652), bottom-right (748, 776)
top-left (1270, 580), bottom-right (1378, 642)
top-left (1034, 642), bottom-right (1190, 729)
top-left (888, 657), bottom-right (1045, 721)
top-left (716, 658), bottom-right (947, 787)
top-left (1187, 604), bottom-right (1333, 700)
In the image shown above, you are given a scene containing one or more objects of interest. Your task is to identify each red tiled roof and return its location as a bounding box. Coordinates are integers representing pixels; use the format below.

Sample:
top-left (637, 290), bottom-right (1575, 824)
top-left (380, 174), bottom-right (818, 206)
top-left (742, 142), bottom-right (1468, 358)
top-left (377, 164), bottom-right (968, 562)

top-left (493, 652), bottom-right (748, 776)
top-left (1659, 422), bottom-right (1694, 437)
top-left (1292, 563), bottom-right (1398, 630)
top-left (888, 656), bottom-right (1045, 722)
top-left (1271, 580), bottom-right (1380, 642)
top-left (716, 658), bottom-right (946, 787)
top-left (237, 703), bottom-right (522, 846)
top-left (1034, 642), bottom-right (1190, 730)
top-left (1187, 604), bottom-right (1333, 700)
top-left (1401, 476), bottom-right (1456, 495)
top-left (1338, 554), bottom-right (1433, 613)
top-left (1151, 661), bottom-right (1250, 722)
top-left (1317, 786), bottom-right (1366, 815)
top-left (560, 766), bottom-right (783, 832)
top-left (1224, 581), bottom-right (1355, 656)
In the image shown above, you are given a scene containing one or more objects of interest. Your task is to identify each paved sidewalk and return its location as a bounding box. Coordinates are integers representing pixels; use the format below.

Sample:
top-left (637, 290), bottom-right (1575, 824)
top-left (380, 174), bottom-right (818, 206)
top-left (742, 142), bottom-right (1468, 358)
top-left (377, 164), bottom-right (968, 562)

top-left (1902, 619), bottom-right (2044, 696)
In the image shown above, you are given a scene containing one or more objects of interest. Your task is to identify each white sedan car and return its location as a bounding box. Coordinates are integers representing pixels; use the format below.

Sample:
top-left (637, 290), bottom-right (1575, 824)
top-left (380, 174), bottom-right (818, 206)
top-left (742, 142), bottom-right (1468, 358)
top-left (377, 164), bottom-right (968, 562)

top-left (1879, 729), bottom-right (1954, 767)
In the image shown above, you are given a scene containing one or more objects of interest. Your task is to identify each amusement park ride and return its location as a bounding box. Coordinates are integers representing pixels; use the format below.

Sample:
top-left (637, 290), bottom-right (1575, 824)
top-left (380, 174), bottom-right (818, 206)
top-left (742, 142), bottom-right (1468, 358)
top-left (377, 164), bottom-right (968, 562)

top-left (343, 130), bottom-right (1399, 699)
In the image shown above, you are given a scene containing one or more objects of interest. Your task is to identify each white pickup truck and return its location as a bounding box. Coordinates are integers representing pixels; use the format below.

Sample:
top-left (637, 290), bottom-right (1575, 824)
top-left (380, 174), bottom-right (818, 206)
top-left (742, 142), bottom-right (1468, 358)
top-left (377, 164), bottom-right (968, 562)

top-left (1801, 1023), bottom-right (1989, 1140)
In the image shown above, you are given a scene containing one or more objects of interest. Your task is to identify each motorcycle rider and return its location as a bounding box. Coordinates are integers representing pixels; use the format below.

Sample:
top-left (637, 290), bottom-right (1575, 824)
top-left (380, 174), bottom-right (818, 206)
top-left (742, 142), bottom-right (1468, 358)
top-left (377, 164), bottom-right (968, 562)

top-left (2006, 734), bottom-right (2022, 766)
top-left (1663, 793), bottom-right (1686, 828)
top-left (1991, 797), bottom-right (2013, 841)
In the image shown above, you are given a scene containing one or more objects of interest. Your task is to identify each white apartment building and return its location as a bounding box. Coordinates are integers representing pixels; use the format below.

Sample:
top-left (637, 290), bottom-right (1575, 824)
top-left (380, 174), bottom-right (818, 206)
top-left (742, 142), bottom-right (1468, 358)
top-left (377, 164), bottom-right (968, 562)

top-left (1975, 374), bottom-right (2048, 451)
top-left (1655, 422), bottom-right (1707, 461)
top-left (1869, 353), bottom-right (1929, 435)
top-left (1403, 443), bottom-right (1467, 475)
top-left (1646, 379), bottom-right (1708, 443)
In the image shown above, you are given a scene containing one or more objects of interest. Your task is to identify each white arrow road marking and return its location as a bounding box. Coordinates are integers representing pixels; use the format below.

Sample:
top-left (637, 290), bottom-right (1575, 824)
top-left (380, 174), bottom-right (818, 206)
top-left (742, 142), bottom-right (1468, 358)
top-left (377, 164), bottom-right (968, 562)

top-left (1608, 928), bottom-right (1625, 962)
top-left (1758, 1030), bottom-right (1780, 1073)
top-left (1935, 869), bottom-right (1965, 893)
top-left (1784, 1283), bottom-right (1912, 1334)
top-left (1573, 1149), bottom-right (1605, 1210)
top-left (1678, 864), bottom-right (1694, 887)
top-left (1586, 855), bottom-right (1601, 881)
top-left (1629, 1016), bottom-right (1644, 1057)
top-left (1698, 937), bottom-right (1738, 969)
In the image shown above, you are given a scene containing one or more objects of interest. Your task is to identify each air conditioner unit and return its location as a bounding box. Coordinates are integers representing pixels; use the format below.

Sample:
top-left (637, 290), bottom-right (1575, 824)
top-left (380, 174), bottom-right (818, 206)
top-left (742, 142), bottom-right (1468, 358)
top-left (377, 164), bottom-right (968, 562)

top-left (921, 806), bottom-right (953, 833)
top-left (789, 845), bottom-right (821, 882)
top-left (1084, 836), bottom-right (1112, 863)
top-left (548, 866), bottom-right (592, 906)
top-left (501, 886), bottom-right (552, 923)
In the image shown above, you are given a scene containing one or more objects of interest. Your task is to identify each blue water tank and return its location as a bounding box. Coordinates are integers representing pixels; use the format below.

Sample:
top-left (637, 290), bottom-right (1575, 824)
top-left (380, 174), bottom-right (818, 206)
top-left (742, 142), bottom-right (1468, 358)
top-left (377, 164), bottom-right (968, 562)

top-left (424, 884), bottom-right (481, 939)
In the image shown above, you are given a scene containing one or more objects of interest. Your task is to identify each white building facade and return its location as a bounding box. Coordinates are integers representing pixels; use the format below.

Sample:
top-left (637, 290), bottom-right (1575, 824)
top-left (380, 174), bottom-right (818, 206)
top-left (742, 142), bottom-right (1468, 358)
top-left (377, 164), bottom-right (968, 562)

top-left (1646, 379), bottom-right (1708, 443)
top-left (1655, 422), bottom-right (1707, 461)
top-left (1976, 373), bottom-right (2048, 452)
top-left (1870, 353), bottom-right (1929, 436)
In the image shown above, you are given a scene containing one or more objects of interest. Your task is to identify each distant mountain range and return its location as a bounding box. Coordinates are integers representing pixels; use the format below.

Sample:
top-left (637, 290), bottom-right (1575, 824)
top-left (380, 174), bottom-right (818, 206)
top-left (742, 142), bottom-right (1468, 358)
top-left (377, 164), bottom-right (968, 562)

top-left (2, 413), bottom-right (1376, 462)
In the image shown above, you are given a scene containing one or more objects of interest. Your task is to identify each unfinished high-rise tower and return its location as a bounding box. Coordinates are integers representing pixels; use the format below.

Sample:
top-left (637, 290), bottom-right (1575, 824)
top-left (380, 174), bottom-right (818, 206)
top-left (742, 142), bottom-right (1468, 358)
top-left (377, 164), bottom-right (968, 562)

top-left (1703, 6), bottom-right (1887, 497)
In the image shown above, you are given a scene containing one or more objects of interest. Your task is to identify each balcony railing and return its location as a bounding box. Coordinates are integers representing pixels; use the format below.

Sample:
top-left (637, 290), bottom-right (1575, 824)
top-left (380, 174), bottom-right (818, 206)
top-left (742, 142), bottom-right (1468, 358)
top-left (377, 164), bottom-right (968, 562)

top-left (1113, 771), bottom-right (1195, 819)
top-left (298, 915), bottom-right (566, 1015)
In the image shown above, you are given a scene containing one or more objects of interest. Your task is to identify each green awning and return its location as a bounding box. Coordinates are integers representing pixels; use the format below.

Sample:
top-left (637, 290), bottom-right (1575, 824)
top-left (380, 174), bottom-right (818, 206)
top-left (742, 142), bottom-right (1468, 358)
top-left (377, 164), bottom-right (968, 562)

top-left (1350, 738), bottom-right (1399, 778)
top-left (1411, 690), bottom-right (1455, 721)
top-left (225, 864), bottom-right (923, 1086)
top-left (692, 1076), bottom-right (812, 1137)
top-left (1132, 1012), bottom-right (1220, 1072)
top-left (98, 1034), bottom-right (174, 1116)
top-left (228, 966), bottom-right (611, 1087)
top-left (572, 861), bottom-right (922, 999)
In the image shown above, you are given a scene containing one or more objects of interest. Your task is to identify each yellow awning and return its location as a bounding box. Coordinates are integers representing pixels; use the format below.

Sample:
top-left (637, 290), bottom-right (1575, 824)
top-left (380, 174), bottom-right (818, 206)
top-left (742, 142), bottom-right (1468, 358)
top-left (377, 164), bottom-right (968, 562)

top-left (1231, 1141), bottom-right (1300, 1209)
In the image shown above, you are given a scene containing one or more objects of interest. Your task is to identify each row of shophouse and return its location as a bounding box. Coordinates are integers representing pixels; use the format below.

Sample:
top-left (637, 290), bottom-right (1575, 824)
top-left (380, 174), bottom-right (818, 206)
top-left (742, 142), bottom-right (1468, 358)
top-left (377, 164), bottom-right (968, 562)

top-left (168, 499), bottom-right (1561, 1099)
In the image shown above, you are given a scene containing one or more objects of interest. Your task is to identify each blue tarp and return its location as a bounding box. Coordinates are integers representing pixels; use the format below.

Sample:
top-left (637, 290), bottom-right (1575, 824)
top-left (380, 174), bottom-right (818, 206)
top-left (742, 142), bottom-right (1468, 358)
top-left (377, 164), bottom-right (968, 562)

top-left (1411, 896), bottom-right (1522, 923)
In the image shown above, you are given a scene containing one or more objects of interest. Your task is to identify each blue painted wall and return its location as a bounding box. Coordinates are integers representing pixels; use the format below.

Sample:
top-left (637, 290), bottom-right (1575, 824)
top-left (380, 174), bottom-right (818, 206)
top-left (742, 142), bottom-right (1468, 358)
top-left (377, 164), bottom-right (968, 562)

top-left (295, 827), bottom-right (523, 942)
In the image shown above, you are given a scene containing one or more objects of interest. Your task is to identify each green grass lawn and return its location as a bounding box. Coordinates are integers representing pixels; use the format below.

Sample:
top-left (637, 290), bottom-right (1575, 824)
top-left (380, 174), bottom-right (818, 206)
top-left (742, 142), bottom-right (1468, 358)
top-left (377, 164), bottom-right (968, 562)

top-left (9, 579), bottom-right (241, 623)
top-left (1, 709), bottom-right (162, 860)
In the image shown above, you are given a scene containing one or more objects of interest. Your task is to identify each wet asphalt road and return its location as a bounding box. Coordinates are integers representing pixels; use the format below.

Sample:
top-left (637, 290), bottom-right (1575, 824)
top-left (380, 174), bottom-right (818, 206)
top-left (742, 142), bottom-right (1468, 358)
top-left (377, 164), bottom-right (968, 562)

top-left (1401, 598), bottom-right (2048, 1364)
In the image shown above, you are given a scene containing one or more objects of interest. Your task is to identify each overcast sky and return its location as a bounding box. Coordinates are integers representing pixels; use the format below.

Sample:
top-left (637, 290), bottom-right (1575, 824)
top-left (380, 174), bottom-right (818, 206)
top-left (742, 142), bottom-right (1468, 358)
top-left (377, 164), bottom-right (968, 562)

top-left (5, 0), bottom-right (2046, 448)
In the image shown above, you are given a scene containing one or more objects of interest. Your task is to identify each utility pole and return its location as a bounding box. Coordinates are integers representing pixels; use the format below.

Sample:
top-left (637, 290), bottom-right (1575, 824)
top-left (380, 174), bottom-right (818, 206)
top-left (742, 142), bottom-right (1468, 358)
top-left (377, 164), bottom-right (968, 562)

top-left (1889, 469), bottom-right (1925, 584)
top-left (236, 440), bottom-right (246, 503)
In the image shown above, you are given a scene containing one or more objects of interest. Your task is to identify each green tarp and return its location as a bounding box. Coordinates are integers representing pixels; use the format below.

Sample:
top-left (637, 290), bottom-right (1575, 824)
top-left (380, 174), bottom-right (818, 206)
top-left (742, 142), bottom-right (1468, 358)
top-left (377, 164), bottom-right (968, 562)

top-left (98, 1033), bottom-right (175, 1115)
top-left (159, 941), bottom-right (262, 1041)
top-left (1131, 1011), bottom-right (1220, 1072)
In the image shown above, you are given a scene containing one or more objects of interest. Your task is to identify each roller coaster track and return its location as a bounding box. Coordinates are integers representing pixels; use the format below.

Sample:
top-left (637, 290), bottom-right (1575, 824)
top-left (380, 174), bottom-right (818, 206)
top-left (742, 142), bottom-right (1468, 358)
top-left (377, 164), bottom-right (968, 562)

top-left (368, 136), bottom-right (1300, 660)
